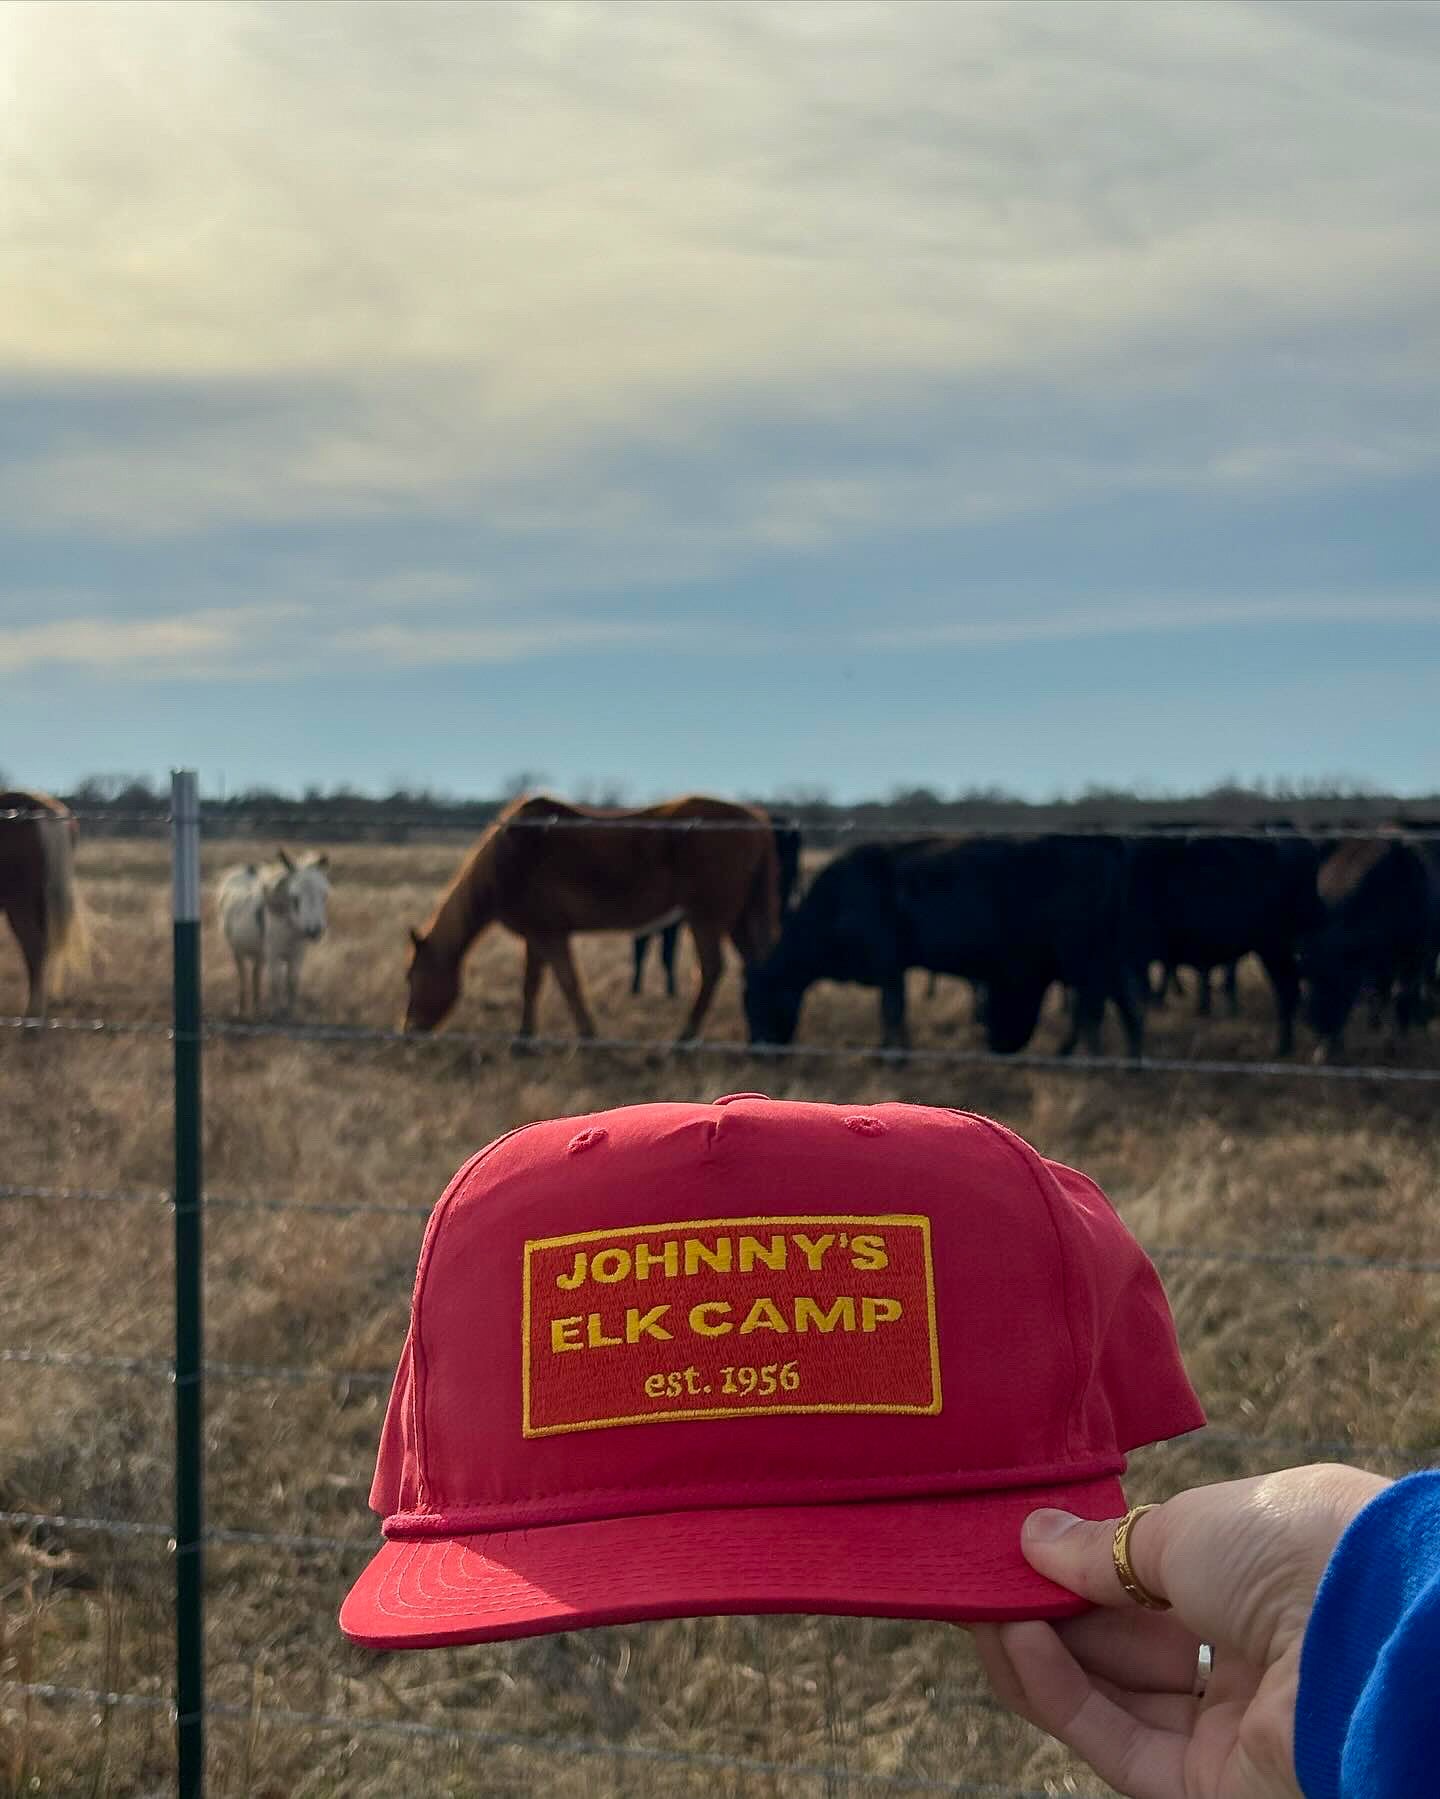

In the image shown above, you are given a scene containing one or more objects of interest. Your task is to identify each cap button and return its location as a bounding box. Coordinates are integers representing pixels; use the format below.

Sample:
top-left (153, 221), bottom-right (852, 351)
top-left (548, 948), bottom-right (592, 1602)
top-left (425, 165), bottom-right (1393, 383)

top-left (712, 1092), bottom-right (769, 1106)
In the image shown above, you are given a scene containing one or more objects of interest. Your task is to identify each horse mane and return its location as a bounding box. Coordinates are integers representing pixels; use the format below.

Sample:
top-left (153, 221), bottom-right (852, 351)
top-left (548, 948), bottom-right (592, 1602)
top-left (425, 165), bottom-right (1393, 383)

top-left (419, 795), bottom-right (541, 957)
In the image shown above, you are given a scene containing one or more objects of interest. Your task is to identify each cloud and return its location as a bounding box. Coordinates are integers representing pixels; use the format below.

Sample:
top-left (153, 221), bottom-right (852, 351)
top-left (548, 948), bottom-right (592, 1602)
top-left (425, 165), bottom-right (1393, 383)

top-left (857, 595), bottom-right (1440, 651)
top-left (0, 603), bottom-right (303, 675)
top-left (3, 1), bottom-right (1438, 500)
top-left (1, 0), bottom-right (1437, 704)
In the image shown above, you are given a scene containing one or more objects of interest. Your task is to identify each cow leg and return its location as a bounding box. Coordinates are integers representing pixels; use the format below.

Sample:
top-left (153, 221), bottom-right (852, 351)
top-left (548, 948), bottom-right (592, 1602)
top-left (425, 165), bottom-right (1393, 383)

top-left (661, 921), bottom-right (680, 998)
top-left (1113, 969), bottom-right (1146, 1059)
top-left (677, 927), bottom-right (725, 1044)
top-left (8, 900), bottom-right (47, 1019)
top-left (1258, 947), bottom-right (1300, 1057)
top-left (878, 975), bottom-right (910, 1054)
top-left (1056, 991), bottom-right (1081, 1057)
top-left (631, 934), bottom-right (648, 997)
top-left (1071, 985), bottom-right (1107, 1057)
top-left (519, 940), bottom-right (548, 1038)
top-left (546, 938), bottom-right (597, 1041)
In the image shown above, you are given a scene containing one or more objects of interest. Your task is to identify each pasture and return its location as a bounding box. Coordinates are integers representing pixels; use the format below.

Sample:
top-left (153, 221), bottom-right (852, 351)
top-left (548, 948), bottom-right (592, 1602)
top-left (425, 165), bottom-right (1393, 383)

top-left (3, 832), bottom-right (1440, 1797)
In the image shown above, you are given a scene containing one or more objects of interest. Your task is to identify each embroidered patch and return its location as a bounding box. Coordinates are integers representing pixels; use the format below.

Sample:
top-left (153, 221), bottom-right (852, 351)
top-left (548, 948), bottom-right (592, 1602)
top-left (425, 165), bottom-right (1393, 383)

top-left (521, 1214), bottom-right (941, 1437)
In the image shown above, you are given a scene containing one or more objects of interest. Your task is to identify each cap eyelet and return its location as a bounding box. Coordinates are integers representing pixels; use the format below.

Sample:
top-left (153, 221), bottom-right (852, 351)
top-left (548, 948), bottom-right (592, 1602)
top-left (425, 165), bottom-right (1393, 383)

top-left (566, 1127), bottom-right (609, 1155)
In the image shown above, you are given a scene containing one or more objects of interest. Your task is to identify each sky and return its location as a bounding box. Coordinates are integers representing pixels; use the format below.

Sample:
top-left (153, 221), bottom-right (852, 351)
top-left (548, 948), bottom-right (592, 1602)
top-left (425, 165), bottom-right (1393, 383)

top-left (3, 0), bottom-right (1438, 803)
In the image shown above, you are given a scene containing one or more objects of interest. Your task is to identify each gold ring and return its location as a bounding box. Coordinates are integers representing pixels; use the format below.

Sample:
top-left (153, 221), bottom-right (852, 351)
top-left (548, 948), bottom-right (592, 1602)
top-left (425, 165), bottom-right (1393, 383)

top-left (1112, 1504), bottom-right (1170, 1610)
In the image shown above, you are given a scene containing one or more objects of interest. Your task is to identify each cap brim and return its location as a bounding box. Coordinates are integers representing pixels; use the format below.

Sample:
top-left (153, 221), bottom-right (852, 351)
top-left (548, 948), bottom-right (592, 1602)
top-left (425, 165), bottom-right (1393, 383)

top-left (339, 1476), bottom-right (1127, 1649)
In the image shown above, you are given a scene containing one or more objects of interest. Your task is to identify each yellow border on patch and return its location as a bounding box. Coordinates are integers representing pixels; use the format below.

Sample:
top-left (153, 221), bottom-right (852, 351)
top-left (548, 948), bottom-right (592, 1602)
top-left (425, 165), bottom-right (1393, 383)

top-left (521, 1213), bottom-right (942, 1438)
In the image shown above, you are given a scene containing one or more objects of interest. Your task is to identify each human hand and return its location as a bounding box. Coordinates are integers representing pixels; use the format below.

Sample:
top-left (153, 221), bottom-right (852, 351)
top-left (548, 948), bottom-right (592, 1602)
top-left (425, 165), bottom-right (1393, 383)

top-left (972, 1464), bottom-right (1390, 1799)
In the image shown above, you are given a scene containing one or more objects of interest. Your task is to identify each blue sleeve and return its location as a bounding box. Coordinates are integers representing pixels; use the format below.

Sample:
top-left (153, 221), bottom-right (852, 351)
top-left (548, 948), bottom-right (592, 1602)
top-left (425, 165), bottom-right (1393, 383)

top-left (1295, 1469), bottom-right (1440, 1799)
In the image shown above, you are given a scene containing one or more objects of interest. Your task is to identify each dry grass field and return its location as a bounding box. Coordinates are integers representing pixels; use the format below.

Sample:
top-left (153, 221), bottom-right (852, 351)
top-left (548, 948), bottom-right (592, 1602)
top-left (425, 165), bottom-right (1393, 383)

top-left (3, 833), bottom-right (1439, 1797)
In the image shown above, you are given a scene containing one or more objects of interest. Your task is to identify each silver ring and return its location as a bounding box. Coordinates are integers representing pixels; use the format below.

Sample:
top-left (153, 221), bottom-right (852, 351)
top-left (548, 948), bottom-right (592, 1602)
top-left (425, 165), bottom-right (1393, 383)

top-left (1192, 1641), bottom-right (1214, 1700)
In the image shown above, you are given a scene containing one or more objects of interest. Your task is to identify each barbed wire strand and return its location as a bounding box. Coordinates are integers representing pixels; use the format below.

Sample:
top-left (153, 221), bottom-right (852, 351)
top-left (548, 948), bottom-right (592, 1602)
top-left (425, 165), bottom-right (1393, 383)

top-left (0, 1680), bottom-right (1043, 1794)
top-left (7, 800), bottom-right (1440, 839)
top-left (6, 1009), bottom-right (1440, 1086)
top-left (5, 1183), bottom-right (1440, 1274)
top-left (2, 1423), bottom-right (1430, 1558)
top-left (0, 1349), bottom-right (1434, 1471)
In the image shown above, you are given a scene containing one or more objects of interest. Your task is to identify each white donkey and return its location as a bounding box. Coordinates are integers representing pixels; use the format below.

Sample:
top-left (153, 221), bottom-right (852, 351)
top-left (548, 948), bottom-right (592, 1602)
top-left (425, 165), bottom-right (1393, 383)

top-left (217, 850), bottom-right (331, 1017)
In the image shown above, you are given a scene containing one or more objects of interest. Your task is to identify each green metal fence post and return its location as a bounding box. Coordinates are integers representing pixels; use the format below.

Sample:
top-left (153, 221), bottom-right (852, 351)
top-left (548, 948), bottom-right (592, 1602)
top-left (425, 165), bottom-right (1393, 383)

top-left (171, 769), bottom-right (205, 1797)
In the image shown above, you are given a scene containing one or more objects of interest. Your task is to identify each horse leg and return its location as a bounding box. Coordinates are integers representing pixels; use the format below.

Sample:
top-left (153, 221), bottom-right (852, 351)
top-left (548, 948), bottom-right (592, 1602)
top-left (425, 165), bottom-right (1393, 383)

top-left (545, 938), bottom-right (597, 1041)
top-left (520, 940), bottom-right (547, 1038)
top-left (9, 899), bottom-right (47, 1018)
top-left (631, 934), bottom-right (648, 997)
top-left (232, 948), bottom-right (249, 1017)
top-left (677, 926), bottom-right (725, 1044)
top-left (662, 921), bottom-right (680, 999)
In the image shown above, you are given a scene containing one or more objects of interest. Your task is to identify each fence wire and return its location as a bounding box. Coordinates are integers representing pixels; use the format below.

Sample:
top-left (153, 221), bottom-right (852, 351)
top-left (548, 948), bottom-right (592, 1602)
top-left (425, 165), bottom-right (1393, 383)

top-left (6, 1181), bottom-right (1440, 1274)
top-left (8, 798), bottom-right (1440, 837)
top-left (0, 1680), bottom-right (1049, 1796)
top-left (6, 1009), bottom-right (1440, 1085)
top-left (2, 1422), bottom-right (1431, 1564)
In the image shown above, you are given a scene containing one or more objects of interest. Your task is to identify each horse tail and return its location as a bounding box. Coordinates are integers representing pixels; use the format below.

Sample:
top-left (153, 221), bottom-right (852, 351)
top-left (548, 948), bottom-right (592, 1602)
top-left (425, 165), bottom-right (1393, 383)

top-left (734, 824), bottom-right (781, 966)
top-left (39, 809), bottom-right (89, 991)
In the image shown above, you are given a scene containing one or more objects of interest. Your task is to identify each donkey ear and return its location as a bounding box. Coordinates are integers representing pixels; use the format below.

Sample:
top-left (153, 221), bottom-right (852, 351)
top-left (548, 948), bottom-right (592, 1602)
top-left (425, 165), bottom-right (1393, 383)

top-left (409, 926), bottom-right (424, 949)
top-left (313, 853), bottom-right (330, 872)
top-left (277, 847), bottom-right (296, 872)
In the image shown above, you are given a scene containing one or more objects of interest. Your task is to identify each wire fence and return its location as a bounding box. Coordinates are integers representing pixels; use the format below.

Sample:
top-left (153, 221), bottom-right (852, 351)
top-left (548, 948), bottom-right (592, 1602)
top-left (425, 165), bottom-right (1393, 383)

top-left (4, 774), bottom-right (1440, 1796)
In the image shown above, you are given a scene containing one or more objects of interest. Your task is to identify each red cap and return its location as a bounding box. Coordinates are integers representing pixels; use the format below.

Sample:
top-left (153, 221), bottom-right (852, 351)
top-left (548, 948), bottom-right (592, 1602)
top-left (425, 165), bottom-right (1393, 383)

top-left (340, 1097), bottom-right (1203, 1647)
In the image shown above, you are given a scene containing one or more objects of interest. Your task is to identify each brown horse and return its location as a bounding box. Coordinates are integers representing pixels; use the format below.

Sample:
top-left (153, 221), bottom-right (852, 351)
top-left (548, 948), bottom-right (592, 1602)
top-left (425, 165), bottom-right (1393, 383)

top-left (404, 793), bottom-right (780, 1042)
top-left (1, 789), bottom-right (86, 1017)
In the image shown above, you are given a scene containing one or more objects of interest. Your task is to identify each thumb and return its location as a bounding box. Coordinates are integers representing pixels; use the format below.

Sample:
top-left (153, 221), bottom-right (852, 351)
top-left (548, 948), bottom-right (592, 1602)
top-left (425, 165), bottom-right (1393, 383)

top-left (1019, 1506), bottom-right (1166, 1609)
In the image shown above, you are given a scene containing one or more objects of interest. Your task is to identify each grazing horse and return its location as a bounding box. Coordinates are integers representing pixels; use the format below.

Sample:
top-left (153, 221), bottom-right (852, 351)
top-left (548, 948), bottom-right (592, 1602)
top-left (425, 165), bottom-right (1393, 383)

top-left (0, 789), bottom-right (85, 1018)
top-left (405, 793), bottom-right (779, 1043)
top-left (631, 812), bottom-right (802, 997)
top-left (217, 850), bottom-right (331, 1017)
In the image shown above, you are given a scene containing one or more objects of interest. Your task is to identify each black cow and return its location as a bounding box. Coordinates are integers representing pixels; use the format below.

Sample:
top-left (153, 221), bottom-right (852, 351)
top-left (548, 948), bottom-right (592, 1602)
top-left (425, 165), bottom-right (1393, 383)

top-left (1125, 835), bottom-right (1324, 1056)
top-left (744, 835), bottom-right (1145, 1057)
top-left (632, 814), bottom-right (802, 997)
top-left (1303, 838), bottom-right (1438, 1058)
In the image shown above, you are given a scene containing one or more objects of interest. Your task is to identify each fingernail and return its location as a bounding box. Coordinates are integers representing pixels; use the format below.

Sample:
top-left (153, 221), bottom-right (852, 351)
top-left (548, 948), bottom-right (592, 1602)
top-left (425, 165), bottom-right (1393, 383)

top-left (1023, 1508), bottom-right (1081, 1543)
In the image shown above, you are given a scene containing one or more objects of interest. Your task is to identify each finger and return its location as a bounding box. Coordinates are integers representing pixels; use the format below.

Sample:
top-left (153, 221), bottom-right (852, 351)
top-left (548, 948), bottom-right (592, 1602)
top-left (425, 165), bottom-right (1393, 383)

top-left (997, 1621), bottom-right (1189, 1799)
top-left (971, 1623), bottom-right (1041, 1726)
top-left (1052, 1606), bottom-right (1201, 1691)
top-left (1022, 1505), bottom-right (1169, 1610)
